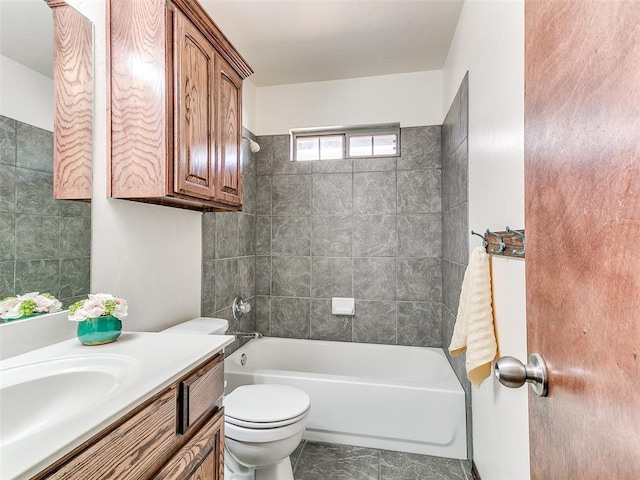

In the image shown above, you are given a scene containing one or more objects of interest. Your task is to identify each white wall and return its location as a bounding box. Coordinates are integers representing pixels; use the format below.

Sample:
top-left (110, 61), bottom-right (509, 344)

top-left (242, 78), bottom-right (257, 134)
top-left (255, 70), bottom-right (443, 135)
top-left (73, 0), bottom-right (202, 332)
top-left (0, 54), bottom-right (53, 131)
top-left (442, 1), bottom-right (529, 478)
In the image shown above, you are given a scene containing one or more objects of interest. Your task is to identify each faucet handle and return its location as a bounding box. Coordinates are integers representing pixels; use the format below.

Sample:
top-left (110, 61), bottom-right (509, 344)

top-left (232, 297), bottom-right (251, 320)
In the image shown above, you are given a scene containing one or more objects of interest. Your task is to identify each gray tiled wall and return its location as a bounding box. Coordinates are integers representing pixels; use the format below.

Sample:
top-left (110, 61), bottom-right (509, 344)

top-left (201, 127), bottom-right (257, 354)
top-left (0, 115), bottom-right (91, 311)
top-left (253, 126), bottom-right (443, 347)
top-left (441, 73), bottom-right (471, 459)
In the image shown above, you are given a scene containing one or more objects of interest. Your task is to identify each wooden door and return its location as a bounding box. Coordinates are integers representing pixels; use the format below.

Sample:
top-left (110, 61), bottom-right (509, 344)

top-left (173, 8), bottom-right (217, 200)
top-left (215, 56), bottom-right (243, 206)
top-left (525, 1), bottom-right (640, 478)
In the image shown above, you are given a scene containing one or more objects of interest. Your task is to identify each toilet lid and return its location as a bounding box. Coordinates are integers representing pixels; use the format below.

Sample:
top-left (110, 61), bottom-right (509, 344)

top-left (224, 385), bottom-right (310, 424)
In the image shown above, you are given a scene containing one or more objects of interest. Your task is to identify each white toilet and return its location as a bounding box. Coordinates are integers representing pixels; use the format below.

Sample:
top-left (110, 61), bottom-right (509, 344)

top-left (162, 317), bottom-right (310, 480)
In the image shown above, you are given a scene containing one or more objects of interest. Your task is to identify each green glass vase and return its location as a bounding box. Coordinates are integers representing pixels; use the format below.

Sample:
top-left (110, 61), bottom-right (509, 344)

top-left (77, 315), bottom-right (122, 346)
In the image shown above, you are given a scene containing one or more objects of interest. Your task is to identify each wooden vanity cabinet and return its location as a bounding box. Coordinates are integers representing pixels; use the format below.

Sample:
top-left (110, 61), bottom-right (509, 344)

top-left (108, 0), bottom-right (252, 211)
top-left (33, 353), bottom-right (225, 480)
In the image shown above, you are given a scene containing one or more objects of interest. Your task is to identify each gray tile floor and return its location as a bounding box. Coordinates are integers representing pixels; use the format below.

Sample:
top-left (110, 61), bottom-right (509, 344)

top-left (290, 441), bottom-right (472, 480)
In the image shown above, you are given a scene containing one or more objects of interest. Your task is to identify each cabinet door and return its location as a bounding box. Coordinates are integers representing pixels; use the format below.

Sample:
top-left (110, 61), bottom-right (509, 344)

top-left (215, 55), bottom-right (243, 206)
top-left (154, 410), bottom-right (224, 480)
top-left (173, 9), bottom-right (217, 200)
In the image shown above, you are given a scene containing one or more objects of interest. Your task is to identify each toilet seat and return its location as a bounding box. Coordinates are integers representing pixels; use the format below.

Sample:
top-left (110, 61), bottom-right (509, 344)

top-left (225, 410), bottom-right (309, 429)
top-left (225, 418), bottom-right (307, 443)
top-left (224, 384), bottom-right (310, 425)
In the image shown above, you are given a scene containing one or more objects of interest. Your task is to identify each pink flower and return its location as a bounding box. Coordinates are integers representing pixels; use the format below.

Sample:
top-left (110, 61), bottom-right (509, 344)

top-left (81, 300), bottom-right (106, 319)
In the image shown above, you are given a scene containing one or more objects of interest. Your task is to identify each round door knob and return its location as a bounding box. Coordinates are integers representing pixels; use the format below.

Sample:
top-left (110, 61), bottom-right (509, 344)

top-left (494, 353), bottom-right (548, 397)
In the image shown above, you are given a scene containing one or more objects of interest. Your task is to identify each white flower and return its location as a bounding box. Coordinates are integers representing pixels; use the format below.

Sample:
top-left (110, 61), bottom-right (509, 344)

top-left (68, 293), bottom-right (129, 322)
top-left (0, 292), bottom-right (62, 320)
top-left (0, 297), bottom-right (22, 320)
top-left (113, 298), bottom-right (128, 320)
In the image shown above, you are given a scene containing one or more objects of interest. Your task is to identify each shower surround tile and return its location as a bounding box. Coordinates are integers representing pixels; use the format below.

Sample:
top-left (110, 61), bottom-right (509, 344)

top-left (353, 257), bottom-right (395, 300)
top-left (272, 135), bottom-right (311, 175)
top-left (353, 214), bottom-right (397, 257)
top-left (255, 296), bottom-right (271, 336)
top-left (272, 175), bottom-right (312, 215)
top-left (201, 260), bottom-right (216, 315)
top-left (15, 168), bottom-right (58, 216)
top-left (14, 259), bottom-right (59, 297)
top-left (353, 171), bottom-right (396, 214)
top-left (396, 257), bottom-right (442, 302)
top-left (15, 215), bottom-right (59, 260)
top-left (312, 158), bottom-right (352, 174)
top-left (272, 216), bottom-right (311, 256)
top-left (255, 256), bottom-right (271, 295)
top-left (214, 258), bottom-right (238, 311)
top-left (215, 213), bottom-right (239, 259)
top-left (16, 122), bottom-right (53, 172)
top-left (238, 213), bottom-right (256, 256)
top-left (353, 300), bottom-right (396, 344)
top-left (256, 175), bottom-right (272, 214)
top-left (312, 215), bottom-right (352, 256)
top-left (59, 257), bottom-right (90, 299)
top-left (0, 261), bottom-right (14, 295)
top-left (310, 298), bottom-right (352, 341)
top-left (255, 216), bottom-right (272, 256)
top-left (311, 256), bottom-right (352, 298)
top-left (353, 156), bottom-right (396, 172)
top-left (397, 169), bottom-right (441, 214)
top-left (254, 126), bottom-right (443, 350)
top-left (397, 214), bottom-right (442, 258)
top-left (59, 217), bottom-right (91, 258)
top-left (0, 214), bottom-right (15, 261)
top-left (397, 301), bottom-right (442, 347)
top-left (0, 164), bottom-right (15, 213)
top-left (442, 138), bottom-right (468, 211)
top-left (272, 256), bottom-right (310, 297)
top-left (256, 135), bottom-right (273, 175)
top-left (398, 126), bottom-right (442, 170)
top-left (313, 173), bottom-right (352, 214)
top-left (1, 116), bottom-right (90, 304)
top-left (0, 116), bottom-right (16, 166)
top-left (271, 297), bottom-right (310, 338)
top-left (202, 213), bottom-right (216, 261)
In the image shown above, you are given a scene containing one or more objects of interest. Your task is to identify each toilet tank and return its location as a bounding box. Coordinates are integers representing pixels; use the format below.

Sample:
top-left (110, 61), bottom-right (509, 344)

top-left (161, 317), bottom-right (229, 335)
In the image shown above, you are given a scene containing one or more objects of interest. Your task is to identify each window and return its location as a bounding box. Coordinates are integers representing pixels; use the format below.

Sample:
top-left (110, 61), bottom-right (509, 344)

top-left (290, 123), bottom-right (400, 161)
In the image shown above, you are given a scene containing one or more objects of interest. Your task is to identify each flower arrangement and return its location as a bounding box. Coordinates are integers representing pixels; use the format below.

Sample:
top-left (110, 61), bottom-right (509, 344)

top-left (68, 293), bottom-right (128, 322)
top-left (0, 292), bottom-right (63, 320)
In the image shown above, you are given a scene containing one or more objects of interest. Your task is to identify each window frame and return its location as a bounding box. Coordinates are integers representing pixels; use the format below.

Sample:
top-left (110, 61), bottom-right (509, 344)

top-left (290, 123), bottom-right (401, 161)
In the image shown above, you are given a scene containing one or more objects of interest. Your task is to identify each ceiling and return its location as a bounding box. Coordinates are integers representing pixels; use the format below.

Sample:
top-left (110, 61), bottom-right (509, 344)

top-left (202, 0), bottom-right (464, 86)
top-left (0, 0), bottom-right (464, 86)
top-left (0, 0), bottom-right (53, 78)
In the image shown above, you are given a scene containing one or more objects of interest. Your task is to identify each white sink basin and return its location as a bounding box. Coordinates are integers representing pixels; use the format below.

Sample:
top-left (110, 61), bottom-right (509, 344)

top-left (0, 355), bottom-right (138, 447)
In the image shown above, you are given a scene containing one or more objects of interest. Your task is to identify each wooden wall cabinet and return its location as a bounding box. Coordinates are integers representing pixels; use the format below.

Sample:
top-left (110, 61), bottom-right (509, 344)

top-left (34, 353), bottom-right (225, 480)
top-left (109, 0), bottom-right (252, 211)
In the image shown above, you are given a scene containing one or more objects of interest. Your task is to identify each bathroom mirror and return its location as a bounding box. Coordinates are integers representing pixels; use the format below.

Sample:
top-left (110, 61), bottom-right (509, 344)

top-left (0, 0), bottom-right (93, 322)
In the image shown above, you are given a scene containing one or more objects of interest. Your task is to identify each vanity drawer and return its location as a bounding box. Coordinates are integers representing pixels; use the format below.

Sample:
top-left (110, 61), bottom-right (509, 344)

top-left (43, 388), bottom-right (178, 480)
top-left (178, 353), bottom-right (224, 434)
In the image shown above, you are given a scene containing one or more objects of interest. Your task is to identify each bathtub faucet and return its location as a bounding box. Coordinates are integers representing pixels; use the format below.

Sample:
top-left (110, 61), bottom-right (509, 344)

top-left (232, 331), bottom-right (263, 340)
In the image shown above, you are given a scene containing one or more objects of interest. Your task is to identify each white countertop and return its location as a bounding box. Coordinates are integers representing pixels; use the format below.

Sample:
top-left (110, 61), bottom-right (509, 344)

top-left (0, 332), bottom-right (234, 480)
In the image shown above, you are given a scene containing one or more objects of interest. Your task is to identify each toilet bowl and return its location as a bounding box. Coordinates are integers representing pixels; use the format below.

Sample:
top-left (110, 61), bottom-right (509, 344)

top-left (161, 317), bottom-right (310, 480)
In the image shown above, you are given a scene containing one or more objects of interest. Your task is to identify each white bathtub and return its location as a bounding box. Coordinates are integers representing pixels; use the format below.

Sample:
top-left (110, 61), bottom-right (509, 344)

top-left (224, 337), bottom-right (467, 459)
